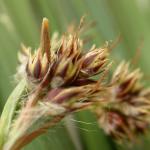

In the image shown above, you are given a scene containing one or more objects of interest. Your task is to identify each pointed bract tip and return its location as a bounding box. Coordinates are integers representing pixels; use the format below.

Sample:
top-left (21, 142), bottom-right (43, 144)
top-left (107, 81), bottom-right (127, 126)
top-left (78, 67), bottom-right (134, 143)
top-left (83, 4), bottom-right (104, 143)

top-left (40, 17), bottom-right (51, 62)
top-left (42, 18), bottom-right (49, 29)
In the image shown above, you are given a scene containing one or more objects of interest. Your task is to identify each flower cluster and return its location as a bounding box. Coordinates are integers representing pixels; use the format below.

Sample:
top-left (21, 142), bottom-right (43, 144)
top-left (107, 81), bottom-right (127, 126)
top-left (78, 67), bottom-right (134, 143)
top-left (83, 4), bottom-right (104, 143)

top-left (16, 18), bottom-right (109, 113)
top-left (94, 62), bottom-right (150, 142)
top-left (2, 17), bottom-right (150, 150)
top-left (3, 18), bottom-right (110, 150)
top-left (17, 18), bottom-right (108, 89)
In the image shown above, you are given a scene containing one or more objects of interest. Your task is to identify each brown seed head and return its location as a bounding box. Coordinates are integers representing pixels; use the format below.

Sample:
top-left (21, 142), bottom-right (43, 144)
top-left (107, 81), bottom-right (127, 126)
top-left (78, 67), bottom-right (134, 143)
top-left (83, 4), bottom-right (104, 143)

top-left (94, 61), bottom-right (150, 142)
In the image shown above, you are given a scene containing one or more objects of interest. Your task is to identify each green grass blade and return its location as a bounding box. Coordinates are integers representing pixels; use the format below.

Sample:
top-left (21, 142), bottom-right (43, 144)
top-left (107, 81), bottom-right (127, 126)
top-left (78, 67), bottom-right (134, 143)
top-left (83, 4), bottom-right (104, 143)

top-left (0, 79), bottom-right (26, 149)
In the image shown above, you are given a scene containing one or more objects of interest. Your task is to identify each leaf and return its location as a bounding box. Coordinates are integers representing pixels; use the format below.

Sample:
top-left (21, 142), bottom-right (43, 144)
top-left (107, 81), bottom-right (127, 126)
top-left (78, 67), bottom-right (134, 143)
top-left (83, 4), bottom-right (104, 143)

top-left (0, 79), bottom-right (26, 149)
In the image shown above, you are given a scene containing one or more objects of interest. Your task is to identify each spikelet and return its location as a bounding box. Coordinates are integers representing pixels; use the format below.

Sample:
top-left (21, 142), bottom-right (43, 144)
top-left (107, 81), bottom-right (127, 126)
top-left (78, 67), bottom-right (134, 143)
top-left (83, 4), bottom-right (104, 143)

top-left (94, 61), bottom-right (150, 142)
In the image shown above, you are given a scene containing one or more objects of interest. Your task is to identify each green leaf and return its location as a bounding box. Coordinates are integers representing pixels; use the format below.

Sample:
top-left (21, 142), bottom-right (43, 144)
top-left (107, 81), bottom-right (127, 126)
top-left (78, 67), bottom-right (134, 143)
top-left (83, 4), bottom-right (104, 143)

top-left (0, 79), bottom-right (26, 149)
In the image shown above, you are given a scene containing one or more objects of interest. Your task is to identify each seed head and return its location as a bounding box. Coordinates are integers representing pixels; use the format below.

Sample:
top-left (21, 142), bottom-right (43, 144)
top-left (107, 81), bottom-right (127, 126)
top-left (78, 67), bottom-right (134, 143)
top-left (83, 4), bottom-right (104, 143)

top-left (16, 18), bottom-right (110, 89)
top-left (94, 61), bottom-right (150, 142)
top-left (96, 108), bottom-right (149, 142)
top-left (10, 18), bottom-right (150, 149)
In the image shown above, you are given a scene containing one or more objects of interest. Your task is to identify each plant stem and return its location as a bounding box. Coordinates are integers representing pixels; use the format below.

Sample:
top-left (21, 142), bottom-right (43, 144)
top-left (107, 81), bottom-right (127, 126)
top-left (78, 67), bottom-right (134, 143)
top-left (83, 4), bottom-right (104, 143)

top-left (8, 115), bottom-right (65, 150)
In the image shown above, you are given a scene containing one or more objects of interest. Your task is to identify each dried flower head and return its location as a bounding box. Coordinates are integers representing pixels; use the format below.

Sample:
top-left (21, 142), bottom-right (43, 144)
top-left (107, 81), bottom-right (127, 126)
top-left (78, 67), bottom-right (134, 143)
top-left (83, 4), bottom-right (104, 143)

top-left (16, 18), bottom-right (109, 89)
top-left (4, 17), bottom-right (112, 150)
top-left (3, 17), bottom-right (150, 150)
top-left (94, 61), bottom-right (150, 142)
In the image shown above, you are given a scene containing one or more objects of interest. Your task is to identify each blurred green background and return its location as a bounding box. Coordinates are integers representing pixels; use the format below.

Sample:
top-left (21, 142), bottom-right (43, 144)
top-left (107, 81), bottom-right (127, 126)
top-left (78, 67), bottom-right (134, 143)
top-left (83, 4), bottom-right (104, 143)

top-left (0, 0), bottom-right (150, 150)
